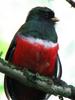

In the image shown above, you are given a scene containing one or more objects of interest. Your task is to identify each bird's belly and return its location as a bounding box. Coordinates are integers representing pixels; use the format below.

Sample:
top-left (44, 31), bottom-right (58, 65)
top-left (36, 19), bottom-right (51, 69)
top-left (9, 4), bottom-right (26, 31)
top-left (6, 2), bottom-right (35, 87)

top-left (12, 35), bottom-right (58, 77)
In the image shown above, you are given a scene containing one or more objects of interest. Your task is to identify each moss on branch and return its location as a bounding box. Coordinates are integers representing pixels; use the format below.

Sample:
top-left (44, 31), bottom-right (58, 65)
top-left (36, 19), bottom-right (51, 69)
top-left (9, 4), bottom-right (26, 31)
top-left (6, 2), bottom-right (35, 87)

top-left (0, 58), bottom-right (75, 99)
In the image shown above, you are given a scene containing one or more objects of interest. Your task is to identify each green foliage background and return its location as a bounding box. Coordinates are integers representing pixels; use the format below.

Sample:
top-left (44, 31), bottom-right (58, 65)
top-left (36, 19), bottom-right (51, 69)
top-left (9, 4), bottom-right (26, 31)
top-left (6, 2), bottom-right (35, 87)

top-left (0, 41), bottom-right (9, 58)
top-left (0, 39), bottom-right (9, 100)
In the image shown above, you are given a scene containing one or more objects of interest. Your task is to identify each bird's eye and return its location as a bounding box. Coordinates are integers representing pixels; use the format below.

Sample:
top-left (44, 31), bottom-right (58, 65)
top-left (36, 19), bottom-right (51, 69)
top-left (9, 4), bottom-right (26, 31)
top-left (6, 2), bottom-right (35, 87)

top-left (43, 13), bottom-right (47, 18)
top-left (45, 13), bottom-right (50, 19)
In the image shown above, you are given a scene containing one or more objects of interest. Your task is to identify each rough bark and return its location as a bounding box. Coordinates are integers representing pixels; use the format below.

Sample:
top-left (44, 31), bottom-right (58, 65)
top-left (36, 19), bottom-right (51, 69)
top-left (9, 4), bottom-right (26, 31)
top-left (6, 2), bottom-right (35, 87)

top-left (0, 58), bottom-right (75, 100)
top-left (66, 0), bottom-right (75, 7)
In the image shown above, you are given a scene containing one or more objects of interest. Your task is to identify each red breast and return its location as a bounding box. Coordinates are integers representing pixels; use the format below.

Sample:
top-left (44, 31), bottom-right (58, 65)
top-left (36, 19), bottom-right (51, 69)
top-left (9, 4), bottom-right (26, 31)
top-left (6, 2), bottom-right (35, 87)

top-left (12, 35), bottom-right (59, 77)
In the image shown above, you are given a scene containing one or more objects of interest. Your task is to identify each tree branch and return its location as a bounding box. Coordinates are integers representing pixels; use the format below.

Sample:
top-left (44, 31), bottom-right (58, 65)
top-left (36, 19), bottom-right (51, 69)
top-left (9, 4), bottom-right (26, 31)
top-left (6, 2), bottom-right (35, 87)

top-left (66, 0), bottom-right (75, 7)
top-left (0, 58), bottom-right (75, 99)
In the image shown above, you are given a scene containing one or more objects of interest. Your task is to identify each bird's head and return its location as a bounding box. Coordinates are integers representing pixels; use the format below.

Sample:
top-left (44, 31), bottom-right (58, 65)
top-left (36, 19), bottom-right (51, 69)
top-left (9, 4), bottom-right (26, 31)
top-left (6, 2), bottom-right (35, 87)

top-left (26, 6), bottom-right (59, 23)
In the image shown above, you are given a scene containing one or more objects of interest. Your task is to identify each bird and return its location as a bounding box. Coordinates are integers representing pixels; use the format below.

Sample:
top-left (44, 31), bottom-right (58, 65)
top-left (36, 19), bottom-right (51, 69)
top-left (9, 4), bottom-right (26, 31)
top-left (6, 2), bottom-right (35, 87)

top-left (4, 6), bottom-right (62, 100)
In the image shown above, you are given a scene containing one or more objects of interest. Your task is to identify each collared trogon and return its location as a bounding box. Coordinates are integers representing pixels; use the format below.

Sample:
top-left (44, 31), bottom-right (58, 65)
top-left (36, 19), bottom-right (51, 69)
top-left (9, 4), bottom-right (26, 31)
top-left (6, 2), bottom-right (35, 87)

top-left (4, 6), bottom-right (62, 100)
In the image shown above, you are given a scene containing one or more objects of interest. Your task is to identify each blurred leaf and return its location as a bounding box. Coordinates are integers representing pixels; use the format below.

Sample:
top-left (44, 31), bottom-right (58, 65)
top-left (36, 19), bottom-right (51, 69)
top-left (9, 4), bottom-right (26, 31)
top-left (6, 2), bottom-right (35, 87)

top-left (0, 41), bottom-right (9, 58)
top-left (0, 85), bottom-right (4, 93)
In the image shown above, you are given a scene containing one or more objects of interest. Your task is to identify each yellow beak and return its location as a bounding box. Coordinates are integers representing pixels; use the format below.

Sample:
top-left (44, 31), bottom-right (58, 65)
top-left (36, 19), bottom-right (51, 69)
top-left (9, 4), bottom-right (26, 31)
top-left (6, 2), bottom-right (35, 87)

top-left (51, 17), bottom-right (59, 22)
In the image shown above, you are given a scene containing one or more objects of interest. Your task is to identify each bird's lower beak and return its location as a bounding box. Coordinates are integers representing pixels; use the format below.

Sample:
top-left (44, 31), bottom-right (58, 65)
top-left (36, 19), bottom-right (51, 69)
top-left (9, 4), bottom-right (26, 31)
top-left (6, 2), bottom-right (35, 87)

top-left (51, 17), bottom-right (59, 22)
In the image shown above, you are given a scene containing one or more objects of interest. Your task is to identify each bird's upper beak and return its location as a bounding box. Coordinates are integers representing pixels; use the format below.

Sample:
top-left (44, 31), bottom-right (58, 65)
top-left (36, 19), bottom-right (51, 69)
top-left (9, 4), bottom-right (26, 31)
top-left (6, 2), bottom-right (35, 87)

top-left (51, 17), bottom-right (59, 22)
